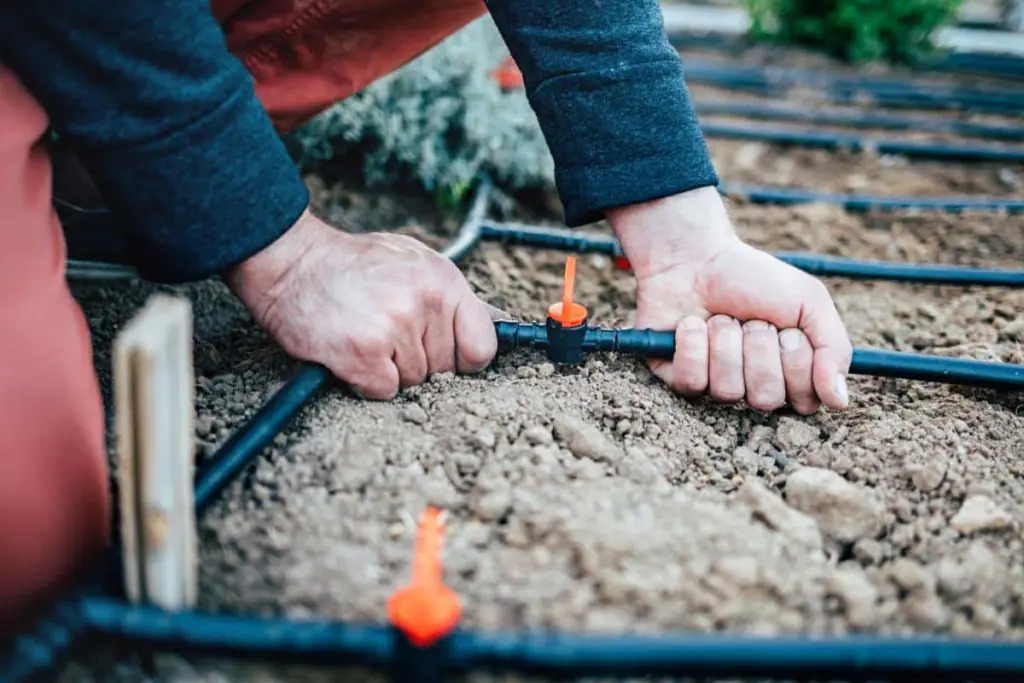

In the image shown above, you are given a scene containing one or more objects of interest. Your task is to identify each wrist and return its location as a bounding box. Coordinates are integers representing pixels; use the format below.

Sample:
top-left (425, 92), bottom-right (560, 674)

top-left (606, 186), bottom-right (740, 279)
top-left (223, 208), bottom-right (326, 312)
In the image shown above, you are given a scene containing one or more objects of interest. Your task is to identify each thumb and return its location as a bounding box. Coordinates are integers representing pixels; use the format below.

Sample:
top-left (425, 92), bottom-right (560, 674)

top-left (800, 284), bottom-right (854, 410)
top-left (454, 294), bottom-right (500, 374)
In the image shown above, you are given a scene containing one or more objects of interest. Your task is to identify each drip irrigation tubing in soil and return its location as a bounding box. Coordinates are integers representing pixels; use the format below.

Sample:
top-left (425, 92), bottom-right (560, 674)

top-left (73, 597), bottom-right (1024, 681)
top-left (664, 32), bottom-right (1024, 81)
top-left (681, 60), bottom-right (1024, 114)
top-left (698, 121), bottom-right (1024, 162)
top-left (718, 183), bottom-right (1024, 213)
top-left (693, 100), bottom-right (1024, 142)
top-left (5, 178), bottom-right (1023, 683)
top-left (478, 220), bottom-right (1024, 288)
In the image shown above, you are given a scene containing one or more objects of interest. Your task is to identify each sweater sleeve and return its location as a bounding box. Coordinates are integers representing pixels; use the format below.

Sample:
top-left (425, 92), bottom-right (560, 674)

top-left (483, 0), bottom-right (719, 227)
top-left (0, 0), bottom-right (310, 283)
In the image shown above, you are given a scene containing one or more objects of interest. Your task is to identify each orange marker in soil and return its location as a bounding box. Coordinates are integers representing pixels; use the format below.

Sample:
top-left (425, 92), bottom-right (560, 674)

top-left (491, 55), bottom-right (525, 90)
top-left (387, 507), bottom-right (461, 647)
top-left (547, 256), bottom-right (588, 328)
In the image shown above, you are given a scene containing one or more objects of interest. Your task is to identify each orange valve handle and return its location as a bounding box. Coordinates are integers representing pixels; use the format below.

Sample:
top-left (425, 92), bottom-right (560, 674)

top-left (547, 256), bottom-right (587, 328)
top-left (386, 507), bottom-right (462, 648)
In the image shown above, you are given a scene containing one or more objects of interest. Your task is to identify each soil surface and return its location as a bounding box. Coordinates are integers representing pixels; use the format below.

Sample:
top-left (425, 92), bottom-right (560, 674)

top-left (54, 39), bottom-right (1024, 683)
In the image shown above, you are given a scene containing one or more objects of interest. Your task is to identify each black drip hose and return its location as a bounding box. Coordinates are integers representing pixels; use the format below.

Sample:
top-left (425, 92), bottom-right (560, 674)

top-left (699, 121), bottom-right (1024, 163)
top-left (480, 222), bottom-right (1024, 288)
top-left (682, 60), bottom-right (1024, 114)
top-left (693, 100), bottom-right (1024, 142)
top-left (70, 598), bottom-right (1024, 680)
top-left (193, 363), bottom-right (331, 513)
top-left (720, 183), bottom-right (1024, 213)
top-left (494, 322), bottom-right (1024, 392)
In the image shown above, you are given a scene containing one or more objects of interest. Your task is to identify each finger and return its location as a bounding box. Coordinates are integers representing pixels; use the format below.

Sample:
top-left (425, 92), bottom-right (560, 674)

top-left (392, 336), bottom-right (429, 389)
top-left (453, 295), bottom-right (498, 374)
top-left (742, 320), bottom-right (785, 411)
top-left (707, 315), bottom-right (745, 403)
top-left (338, 358), bottom-right (401, 401)
top-left (778, 328), bottom-right (820, 415)
top-left (422, 313), bottom-right (457, 376)
top-left (671, 316), bottom-right (709, 396)
top-left (800, 282), bottom-right (854, 410)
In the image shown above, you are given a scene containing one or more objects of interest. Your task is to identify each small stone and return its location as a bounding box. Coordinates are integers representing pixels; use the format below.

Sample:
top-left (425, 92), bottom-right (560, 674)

top-left (827, 565), bottom-right (879, 630)
top-left (950, 495), bottom-right (1013, 534)
top-left (516, 366), bottom-right (537, 379)
top-left (732, 446), bottom-right (760, 476)
top-left (774, 418), bottom-right (819, 451)
top-left (462, 521), bottom-right (492, 546)
top-left (388, 523), bottom-right (405, 539)
top-left (537, 363), bottom-right (556, 377)
top-left (401, 403), bottom-right (427, 425)
top-left (522, 425), bottom-right (553, 446)
top-left (195, 414), bottom-right (215, 437)
top-left (471, 427), bottom-right (497, 451)
top-left (784, 467), bottom-right (885, 544)
top-left (907, 456), bottom-right (948, 492)
top-left (472, 489), bottom-right (512, 521)
top-left (735, 477), bottom-right (822, 552)
top-left (888, 558), bottom-right (935, 594)
top-left (553, 415), bottom-right (622, 463)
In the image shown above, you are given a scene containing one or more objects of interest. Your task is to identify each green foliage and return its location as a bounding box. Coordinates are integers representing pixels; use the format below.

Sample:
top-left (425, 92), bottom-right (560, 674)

top-left (285, 17), bottom-right (554, 197)
top-left (741, 0), bottom-right (965, 63)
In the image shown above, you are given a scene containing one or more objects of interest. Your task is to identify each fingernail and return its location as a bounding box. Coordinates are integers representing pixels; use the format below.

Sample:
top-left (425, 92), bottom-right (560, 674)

top-left (835, 374), bottom-right (849, 407)
top-left (779, 328), bottom-right (804, 351)
top-left (743, 320), bottom-right (769, 333)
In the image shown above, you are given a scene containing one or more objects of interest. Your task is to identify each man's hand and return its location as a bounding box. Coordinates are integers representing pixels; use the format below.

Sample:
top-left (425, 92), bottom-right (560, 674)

top-left (224, 210), bottom-right (500, 400)
top-left (607, 187), bottom-right (853, 414)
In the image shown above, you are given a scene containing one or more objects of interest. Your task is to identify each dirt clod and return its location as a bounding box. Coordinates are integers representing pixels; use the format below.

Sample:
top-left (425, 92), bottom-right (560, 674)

top-left (785, 467), bottom-right (885, 544)
top-left (951, 495), bottom-right (1014, 534)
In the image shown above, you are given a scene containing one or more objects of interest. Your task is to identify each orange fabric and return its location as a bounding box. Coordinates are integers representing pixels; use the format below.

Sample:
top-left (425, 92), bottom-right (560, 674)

top-left (216, 0), bottom-right (487, 131)
top-left (0, 65), bottom-right (110, 629)
top-left (0, 0), bottom-right (481, 628)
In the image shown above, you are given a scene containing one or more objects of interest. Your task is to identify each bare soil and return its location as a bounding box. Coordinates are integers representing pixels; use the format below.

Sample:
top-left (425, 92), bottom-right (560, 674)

top-left (56, 46), bottom-right (1024, 683)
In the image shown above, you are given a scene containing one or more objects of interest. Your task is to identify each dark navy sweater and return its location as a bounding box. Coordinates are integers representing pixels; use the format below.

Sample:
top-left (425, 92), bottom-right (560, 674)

top-left (0, 0), bottom-right (718, 283)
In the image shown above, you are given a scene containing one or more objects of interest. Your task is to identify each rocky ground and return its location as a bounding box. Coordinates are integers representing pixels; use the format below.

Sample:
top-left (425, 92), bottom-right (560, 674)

top-left (54, 37), bottom-right (1023, 683)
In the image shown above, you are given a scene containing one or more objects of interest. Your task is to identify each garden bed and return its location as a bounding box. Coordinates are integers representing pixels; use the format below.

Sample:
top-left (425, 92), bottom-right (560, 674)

top-left (55, 32), bottom-right (1024, 683)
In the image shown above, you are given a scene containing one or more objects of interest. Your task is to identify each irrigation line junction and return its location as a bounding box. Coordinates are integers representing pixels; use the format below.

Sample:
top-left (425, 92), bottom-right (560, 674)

top-left (5, 32), bottom-right (1024, 683)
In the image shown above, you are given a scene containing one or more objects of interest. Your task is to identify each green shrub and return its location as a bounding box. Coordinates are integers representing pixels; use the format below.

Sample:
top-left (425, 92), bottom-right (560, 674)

top-left (741, 0), bottom-right (966, 64)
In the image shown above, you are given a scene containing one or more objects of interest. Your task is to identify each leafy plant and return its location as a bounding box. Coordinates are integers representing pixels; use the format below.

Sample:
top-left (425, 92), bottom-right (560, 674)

top-left (741, 0), bottom-right (966, 64)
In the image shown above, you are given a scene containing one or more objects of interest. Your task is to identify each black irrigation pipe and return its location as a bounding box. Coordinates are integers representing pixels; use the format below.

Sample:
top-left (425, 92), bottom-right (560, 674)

top-left (666, 32), bottom-right (1024, 82)
top-left (494, 322), bottom-right (1024, 392)
top-left (478, 220), bottom-right (1024, 287)
top-left (75, 597), bottom-right (1024, 681)
top-left (4, 177), bottom-right (1024, 683)
top-left (699, 120), bottom-right (1024, 162)
top-left (694, 100), bottom-right (1024, 142)
top-left (718, 183), bottom-right (1024, 212)
top-left (681, 60), bottom-right (1024, 114)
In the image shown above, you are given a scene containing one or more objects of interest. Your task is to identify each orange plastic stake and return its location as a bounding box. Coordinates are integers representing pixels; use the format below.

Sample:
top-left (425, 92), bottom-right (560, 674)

top-left (386, 507), bottom-right (462, 647)
top-left (491, 55), bottom-right (525, 90)
top-left (548, 256), bottom-right (588, 327)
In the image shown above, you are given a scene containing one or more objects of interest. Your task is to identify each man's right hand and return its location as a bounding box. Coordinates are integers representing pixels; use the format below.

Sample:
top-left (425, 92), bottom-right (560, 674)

top-left (224, 210), bottom-right (501, 400)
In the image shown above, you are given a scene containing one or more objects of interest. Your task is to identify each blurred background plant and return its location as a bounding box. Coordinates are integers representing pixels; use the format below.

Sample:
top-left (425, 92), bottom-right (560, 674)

top-left (740, 0), bottom-right (967, 63)
top-left (284, 17), bottom-right (553, 211)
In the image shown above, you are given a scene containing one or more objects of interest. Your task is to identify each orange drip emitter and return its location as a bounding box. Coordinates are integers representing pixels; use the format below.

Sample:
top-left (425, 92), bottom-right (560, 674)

top-left (545, 256), bottom-right (590, 364)
top-left (387, 507), bottom-right (461, 649)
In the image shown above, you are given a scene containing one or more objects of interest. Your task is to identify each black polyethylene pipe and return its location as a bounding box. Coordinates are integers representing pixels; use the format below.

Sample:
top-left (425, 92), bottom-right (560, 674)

top-left (450, 630), bottom-right (1024, 681)
top-left (494, 322), bottom-right (1024, 392)
top-left (699, 121), bottom-right (1024, 162)
top-left (0, 600), bottom-right (87, 683)
top-left (80, 598), bottom-right (394, 667)
top-left (193, 363), bottom-right (331, 513)
top-left (480, 222), bottom-right (1024, 287)
top-left (720, 183), bottom-right (1024, 212)
top-left (682, 61), bottom-right (1024, 114)
top-left (74, 598), bottom-right (1024, 680)
top-left (694, 100), bottom-right (1024, 142)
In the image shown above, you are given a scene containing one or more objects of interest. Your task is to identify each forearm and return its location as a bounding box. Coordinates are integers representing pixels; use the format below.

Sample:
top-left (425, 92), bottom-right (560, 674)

top-left (0, 0), bottom-right (309, 283)
top-left (483, 0), bottom-right (719, 227)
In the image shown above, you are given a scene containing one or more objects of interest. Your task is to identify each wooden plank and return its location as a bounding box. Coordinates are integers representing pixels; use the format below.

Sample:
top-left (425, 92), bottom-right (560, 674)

top-left (113, 294), bottom-right (197, 611)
